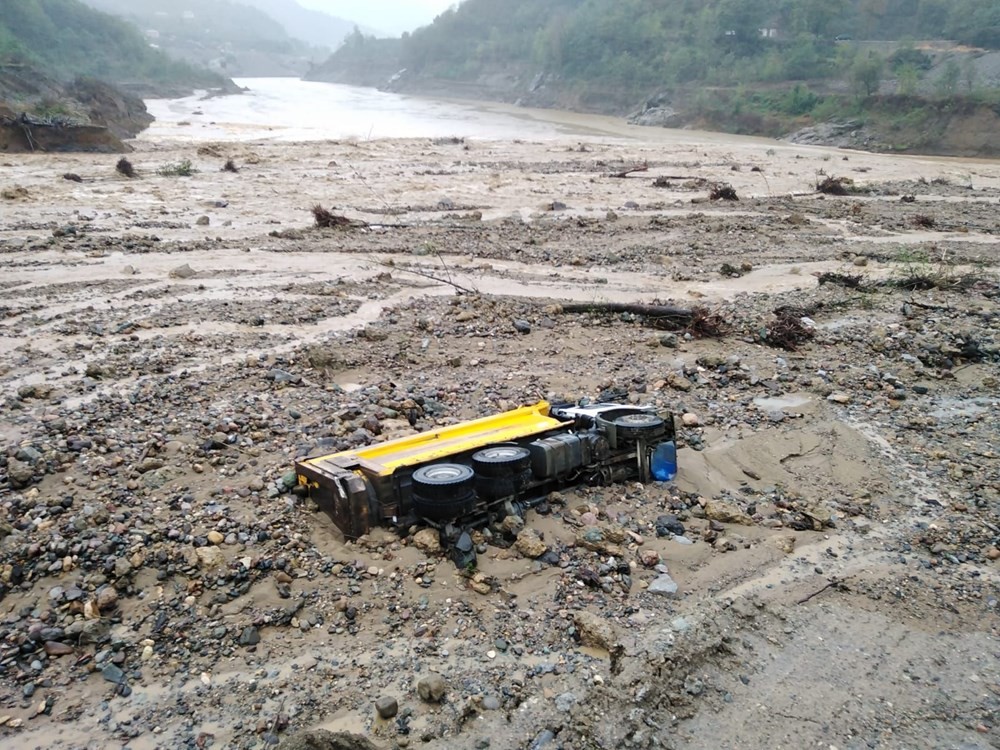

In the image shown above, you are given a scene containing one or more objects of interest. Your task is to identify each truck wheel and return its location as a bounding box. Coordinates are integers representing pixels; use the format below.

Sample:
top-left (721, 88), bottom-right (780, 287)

top-left (472, 444), bottom-right (531, 499)
top-left (412, 463), bottom-right (475, 500)
top-left (411, 463), bottom-right (477, 521)
top-left (472, 444), bottom-right (531, 477)
top-left (612, 412), bottom-right (665, 441)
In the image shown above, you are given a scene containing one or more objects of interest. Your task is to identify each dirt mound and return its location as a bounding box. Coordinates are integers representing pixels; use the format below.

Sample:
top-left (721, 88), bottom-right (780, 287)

top-left (280, 730), bottom-right (382, 750)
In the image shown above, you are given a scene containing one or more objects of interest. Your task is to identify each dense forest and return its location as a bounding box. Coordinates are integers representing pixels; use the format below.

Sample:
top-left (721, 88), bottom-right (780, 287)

top-left (0, 0), bottom-right (227, 88)
top-left (397, 0), bottom-right (999, 90)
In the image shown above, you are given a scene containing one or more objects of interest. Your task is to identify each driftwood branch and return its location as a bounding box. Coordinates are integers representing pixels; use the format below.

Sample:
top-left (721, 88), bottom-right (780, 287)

top-left (376, 259), bottom-right (477, 295)
top-left (610, 162), bottom-right (649, 178)
top-left (796, 576), bottom-right (852, 605)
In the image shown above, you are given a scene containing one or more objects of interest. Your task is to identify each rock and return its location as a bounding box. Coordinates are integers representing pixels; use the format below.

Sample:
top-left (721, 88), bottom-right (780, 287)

top-left (101, 664), bottom-right (125, 684)
top-left (7, 458), bottom-right (34, 486)
top-left (666, 372), bottom-right (693, 391)
top-left (827, 392), bottom-right (852, 404)
top-left (207, 530), bottom-right (225, 545)
top-left (986, 547), bottom-right (1000, 561)
top-left (278, 729), bottom-right (382, 750)
top-left (196, 215), bottom-right (210, 226)
top-left (15, 445), bottom-right (43, 462)
top-left (412, 528), bottom-right (442, 555)
top-left (269, 369), bottom-right (303, 386)
top-left (170, 263), bottom-right (197, 279)
top-left (575, 526), bottom-right (623, 556)
top-left (136, 457), bottom-right (164, 473)
top-left (238, 626), bottom-right (261, 646)
top-left (648, 573), bottom-right (680, 597)
top-left (416, 673), bottom-right (447, 703)
top-left (96, 586), bottom-right (118, 611)
top-left (681, 413), bottom-right (700, 427)
top-left (374, 696), bottom-right (398, 719)
top-left (639, 549), bottom-right (661, 567)
top-left (513, 319), bottom-right (531, 334)
top-left (514, 528), bottom-right (548, 558)
top-left (195, 547), bottom-right (226, 570)
top-left (659, 333), bottom-right (678, 348)
top-left (500, 514), bottom-right (525, 536)
top-left (654, 514), bottom-right (685, 537)
top-left (44, 641), bottom-right (74, 656)
top-left (573, 611), bottom-right (618, 652)
top-left (704, 500), bottom-right (754, 526)
top-left (554, 692), bottom-right (577, 712)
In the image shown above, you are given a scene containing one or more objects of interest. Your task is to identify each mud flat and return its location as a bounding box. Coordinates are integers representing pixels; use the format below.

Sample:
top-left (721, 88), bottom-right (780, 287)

top-left (0, 135), bottom-right (998, 749)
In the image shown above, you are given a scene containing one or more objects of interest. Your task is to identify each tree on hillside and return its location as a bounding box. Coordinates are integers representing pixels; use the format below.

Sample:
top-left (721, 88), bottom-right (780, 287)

top-left (852, 52), bottom-right (884, 96)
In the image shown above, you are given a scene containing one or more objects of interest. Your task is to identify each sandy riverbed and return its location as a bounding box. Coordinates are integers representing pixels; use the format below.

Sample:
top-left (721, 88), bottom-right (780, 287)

top-left (1, 132), bottom-right (998, 750)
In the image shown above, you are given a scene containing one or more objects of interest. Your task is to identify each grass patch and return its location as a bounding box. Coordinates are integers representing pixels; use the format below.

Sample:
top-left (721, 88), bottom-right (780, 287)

top-left (156, 160), bottom-right (197, 177)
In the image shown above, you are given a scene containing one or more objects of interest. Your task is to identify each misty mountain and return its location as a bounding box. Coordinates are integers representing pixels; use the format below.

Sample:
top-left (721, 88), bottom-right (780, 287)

top-left (77, 0), bottom-right (327, 75)
top-left (239, 0), bottom-right (357, 50)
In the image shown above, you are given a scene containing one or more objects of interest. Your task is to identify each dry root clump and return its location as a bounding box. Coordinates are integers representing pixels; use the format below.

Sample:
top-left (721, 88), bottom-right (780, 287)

top-left (709, 182), bottom-right (739, 201)
top-left (816, 175), bottom-right (851, 195)
top-left (687, 306), bottom-right (729, 338)
top-left (311, 204), bottom-right (365, 229)
top-left (764, 309), bottom-right (815, 351)
top-left (116, 157), bottom-right (137, 178)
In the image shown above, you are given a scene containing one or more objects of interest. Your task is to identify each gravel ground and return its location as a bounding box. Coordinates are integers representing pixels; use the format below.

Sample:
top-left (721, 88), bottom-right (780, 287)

top-left (0, 134), bottom-right (998, 750)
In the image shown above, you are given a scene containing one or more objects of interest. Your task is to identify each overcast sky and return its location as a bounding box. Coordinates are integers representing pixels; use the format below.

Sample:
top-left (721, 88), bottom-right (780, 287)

top-left (295, 0), bottom-right (459, 35)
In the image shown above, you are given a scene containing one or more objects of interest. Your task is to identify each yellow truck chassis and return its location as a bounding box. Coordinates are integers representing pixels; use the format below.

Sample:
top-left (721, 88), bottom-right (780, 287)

top-left (296, 400), bottom-right (676, 544)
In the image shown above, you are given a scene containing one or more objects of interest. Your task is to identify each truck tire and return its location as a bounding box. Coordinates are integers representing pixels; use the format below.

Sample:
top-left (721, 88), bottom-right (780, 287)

top-left (411, 463), bottom-right (477, 521)
top-left (471, 444), bottom-right (531, 476)
top-left (472, 444), bottom-right (531, 499)
top-left (611, 412), bottom-right (665, 441)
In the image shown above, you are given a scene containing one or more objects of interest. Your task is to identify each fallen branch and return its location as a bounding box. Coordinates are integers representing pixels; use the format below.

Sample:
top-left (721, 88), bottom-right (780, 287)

top-left (796, 576), bottom-right (852, 605)
top-left (610, 162), bottom-right (649, 178)
top-left (817, 272), bottom-right (868, 289)
top-left (376, 259), bottom-right (476, 295)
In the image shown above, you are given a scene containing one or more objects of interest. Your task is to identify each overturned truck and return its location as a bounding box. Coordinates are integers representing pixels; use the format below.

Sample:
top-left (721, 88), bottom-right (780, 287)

top-left (295, 401), bottom-right (677, 562)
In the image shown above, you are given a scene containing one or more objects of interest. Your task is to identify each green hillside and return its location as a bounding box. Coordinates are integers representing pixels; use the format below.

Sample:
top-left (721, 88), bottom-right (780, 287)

top-left (399, 0), bottom-right (999, 91)
top-left (311, 0), bottom-right (1000, 154)
top-left (0, 0), bottom-right (227, 88)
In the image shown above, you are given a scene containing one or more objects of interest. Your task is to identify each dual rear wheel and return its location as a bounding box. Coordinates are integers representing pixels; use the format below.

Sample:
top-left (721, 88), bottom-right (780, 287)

top-left (410, 444), bottom-right (531, 521)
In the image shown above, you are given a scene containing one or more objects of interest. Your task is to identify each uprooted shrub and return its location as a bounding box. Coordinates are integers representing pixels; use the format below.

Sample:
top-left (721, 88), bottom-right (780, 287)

top-left (116, 157), bottom-right (137, 178)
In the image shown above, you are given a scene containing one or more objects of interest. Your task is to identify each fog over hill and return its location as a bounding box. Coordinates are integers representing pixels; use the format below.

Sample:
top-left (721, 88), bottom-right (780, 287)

top-left (296, 0), bottom-right (458, 36)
